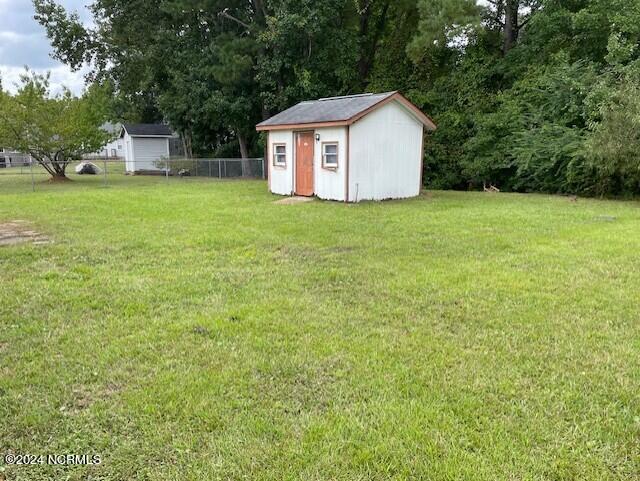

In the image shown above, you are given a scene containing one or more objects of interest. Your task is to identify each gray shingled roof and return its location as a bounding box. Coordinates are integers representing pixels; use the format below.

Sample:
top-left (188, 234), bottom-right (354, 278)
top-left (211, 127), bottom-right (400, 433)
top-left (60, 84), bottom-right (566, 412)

top-left (257, 92), bottom-right (397, 127)
top-left (122, 124), bottom-right (173, 137)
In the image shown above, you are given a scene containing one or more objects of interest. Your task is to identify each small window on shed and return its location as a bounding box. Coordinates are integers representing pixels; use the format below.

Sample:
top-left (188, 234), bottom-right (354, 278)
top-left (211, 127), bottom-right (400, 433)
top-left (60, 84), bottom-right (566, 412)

top-left (273, 144), bottom-right (286, 167)
top-left (322, 142), bottom-right (338, 169)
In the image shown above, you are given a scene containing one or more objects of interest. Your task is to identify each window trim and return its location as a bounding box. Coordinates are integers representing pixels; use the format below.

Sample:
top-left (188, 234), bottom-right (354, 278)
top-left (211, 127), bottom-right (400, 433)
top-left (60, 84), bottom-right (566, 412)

top-left (272, 143), bottom-right (287, 168)
top-left (321, 141), bottom-right (339, 170)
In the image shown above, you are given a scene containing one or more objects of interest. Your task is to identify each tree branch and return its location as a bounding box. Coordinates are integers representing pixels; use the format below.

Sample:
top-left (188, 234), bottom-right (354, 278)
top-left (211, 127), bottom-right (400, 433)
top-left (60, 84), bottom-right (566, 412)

top-left (31, 152), bottom-right (56, 176)
top-left (517, 15), bottom-right (533, 30)
top-left (218, 8), bottom-right (251, 31)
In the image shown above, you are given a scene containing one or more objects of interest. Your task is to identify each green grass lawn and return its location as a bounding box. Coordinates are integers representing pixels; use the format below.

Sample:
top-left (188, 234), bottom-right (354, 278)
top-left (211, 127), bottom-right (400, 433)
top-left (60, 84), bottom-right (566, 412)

top-left (1, 175), bottom-right (639, 480)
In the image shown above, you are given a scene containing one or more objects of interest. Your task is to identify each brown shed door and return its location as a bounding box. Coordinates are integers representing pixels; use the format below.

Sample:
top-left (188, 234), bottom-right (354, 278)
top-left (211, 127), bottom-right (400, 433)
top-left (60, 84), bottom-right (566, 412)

top-left (295, 131), bottom-right (314, 196)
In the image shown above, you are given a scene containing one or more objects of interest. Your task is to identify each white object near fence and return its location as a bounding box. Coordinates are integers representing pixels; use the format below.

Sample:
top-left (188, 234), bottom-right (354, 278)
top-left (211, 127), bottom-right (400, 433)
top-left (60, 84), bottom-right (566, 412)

top-left (75, 161), bottom-right (102, 175)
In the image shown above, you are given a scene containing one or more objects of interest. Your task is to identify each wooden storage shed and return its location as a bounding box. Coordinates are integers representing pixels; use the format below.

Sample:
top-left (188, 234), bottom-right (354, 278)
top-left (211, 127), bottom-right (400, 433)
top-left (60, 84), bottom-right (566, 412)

top-left (256, 91), bottom-right (436, 202)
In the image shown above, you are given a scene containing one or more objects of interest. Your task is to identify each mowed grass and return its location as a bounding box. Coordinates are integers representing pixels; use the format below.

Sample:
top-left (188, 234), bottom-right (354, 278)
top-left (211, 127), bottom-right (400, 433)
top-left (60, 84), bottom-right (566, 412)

top-left (0, 175), bottom-right (639, 480)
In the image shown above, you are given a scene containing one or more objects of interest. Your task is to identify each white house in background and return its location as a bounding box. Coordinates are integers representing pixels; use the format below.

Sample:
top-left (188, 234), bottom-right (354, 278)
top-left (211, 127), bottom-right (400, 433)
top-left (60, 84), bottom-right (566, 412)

top-left (0, 147), bottom-right (30, 168)
top-left (256, 91), bottom-right (437, 202)
top-left (120, 124), bottom-right (173, 173)
top-left (97, 122), bottom-right (124, 158)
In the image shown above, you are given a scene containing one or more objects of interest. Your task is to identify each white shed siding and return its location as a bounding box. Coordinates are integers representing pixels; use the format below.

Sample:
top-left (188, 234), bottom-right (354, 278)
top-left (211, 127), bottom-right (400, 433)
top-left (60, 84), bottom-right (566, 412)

top-left (348, 101), bottom-right (423, 201)
top-left (313, 126), bottom-right (347, 201)
top-left (130, 137), bottom-right (170, 171)
top-left (268, 130), bottom-right (293, 195)
top-left (123, 133), bottom-right (135, 172)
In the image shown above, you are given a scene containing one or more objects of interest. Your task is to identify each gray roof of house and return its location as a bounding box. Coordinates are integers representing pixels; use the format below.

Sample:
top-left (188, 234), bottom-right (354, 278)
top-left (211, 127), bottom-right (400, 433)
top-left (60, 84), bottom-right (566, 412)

top-left (122, 123), bottom-right (173, 137)
top-left (257, 92), bottom-right (397, 127)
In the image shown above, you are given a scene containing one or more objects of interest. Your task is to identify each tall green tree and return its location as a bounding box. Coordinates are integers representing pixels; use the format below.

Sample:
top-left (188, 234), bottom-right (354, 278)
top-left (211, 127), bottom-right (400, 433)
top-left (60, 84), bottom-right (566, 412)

top-left (407, 0), bottom-right (640, 195)
top-left (0, 71), bottom-right (111, 180)
top-left (33, 0), bottom-right (419, 157)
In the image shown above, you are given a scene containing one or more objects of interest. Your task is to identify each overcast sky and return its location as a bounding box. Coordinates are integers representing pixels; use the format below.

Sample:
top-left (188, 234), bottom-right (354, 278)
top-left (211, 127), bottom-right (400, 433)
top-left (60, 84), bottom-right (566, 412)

top-left (0, 0), bottom-right (91, 95)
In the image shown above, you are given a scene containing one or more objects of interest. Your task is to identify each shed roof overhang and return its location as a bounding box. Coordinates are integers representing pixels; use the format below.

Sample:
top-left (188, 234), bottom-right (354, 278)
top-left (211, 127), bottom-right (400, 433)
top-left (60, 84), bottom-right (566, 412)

top-left (119, 124), bottom-right (174, 138)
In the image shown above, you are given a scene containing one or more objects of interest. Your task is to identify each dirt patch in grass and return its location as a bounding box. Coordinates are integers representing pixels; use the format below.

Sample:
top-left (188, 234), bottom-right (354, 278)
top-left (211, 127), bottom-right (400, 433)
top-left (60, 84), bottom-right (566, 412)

top-left (274, 196), bottom-right (315, 205)
top-left (0, 220), bottom-right (50, 246)
top-left (64, 383), bottom-right (122, 414)
top-left (46, 175), bottom-right (73, 183)
top-left (273, 245), bottom-right (322, 264)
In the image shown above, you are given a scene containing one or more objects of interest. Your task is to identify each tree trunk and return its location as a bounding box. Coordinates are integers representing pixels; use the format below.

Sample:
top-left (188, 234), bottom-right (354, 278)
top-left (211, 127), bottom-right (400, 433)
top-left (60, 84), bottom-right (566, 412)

top-left (238, 132), bottom-right (253, 177)
top-left (357, 1), bottom-right (390, 88)
top-left (182, 129), bottom-right (193, 158)
top-left (503, 0), bottom-right (519, 54)
top-left (50, 151), bottom-right (68, 179)
top-left (252, 0), bottom-right (268, 26)
top-left (238, 132), bottom-right (249, 159)
top-left (357, 6), bottom-right (372, 81)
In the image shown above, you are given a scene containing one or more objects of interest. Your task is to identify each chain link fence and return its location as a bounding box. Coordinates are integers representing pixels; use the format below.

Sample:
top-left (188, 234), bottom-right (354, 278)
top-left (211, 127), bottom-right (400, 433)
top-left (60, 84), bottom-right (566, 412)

top-left (0, 156), bottom-right (265, 192)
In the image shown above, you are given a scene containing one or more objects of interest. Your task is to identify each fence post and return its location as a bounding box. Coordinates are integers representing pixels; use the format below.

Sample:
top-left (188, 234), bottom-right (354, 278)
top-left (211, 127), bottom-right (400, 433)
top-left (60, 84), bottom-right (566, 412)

top-left (208, 160), bottom-right (211, 178)
top-left (219, 160), bottom-right (222, 179)
top-left (103, 157), bottom-right (107, 187)
top-left (195, 159), bottom-right (198, 177)
top-left (166, 158), bottom-right (169, 181)
top-left (262, 158), bottom-right (266, 179)
top-left (29, 158), bottom-right (35, 192)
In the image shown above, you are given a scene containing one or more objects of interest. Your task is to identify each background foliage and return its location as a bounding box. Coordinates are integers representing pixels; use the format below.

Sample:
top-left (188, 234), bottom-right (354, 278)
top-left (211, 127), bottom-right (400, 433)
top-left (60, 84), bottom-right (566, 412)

top-left (33, 0), bottom-right (640, 195)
